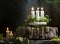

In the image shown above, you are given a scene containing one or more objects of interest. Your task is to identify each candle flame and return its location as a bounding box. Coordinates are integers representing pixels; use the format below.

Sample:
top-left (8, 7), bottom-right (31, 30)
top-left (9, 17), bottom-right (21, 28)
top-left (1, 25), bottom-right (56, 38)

top-left (41, 7), bottom-right (43, 10)
top-left (7, 27), bottom-right (9, 31)
top-left (9, 31), bottom-right (13, 37)
top-left (31, 7), bottom-right (34, 10)
top-left (37, 7), bottom-right (39, 10)
top-left (10, 31), bottom-right (12, 34)
top-left (6, 27), bottom-right (9, 32)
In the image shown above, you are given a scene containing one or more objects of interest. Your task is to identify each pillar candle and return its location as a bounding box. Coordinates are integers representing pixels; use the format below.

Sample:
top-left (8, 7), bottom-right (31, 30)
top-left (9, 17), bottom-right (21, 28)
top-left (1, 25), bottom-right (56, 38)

top-left (36, 7), bottom-right (40, 21)
top-left (31, 7), bottom-right (35, 18)
top-left (9, 31), bottom-right (13, 38)
top-left (6, 27), bottom-right (9, 39)
top-left (41, 7), bottom-right (44, 17)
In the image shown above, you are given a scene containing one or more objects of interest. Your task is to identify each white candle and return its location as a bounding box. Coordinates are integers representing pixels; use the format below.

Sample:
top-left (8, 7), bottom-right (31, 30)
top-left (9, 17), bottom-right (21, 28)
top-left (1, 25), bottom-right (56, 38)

top-left (36, 7), bottom-right (40, 21)
top-left (6, 27), bottom-right (9, 39)
top-left (41, 7), bottom-right (44, 17)
top-left (31, 7), bottom-right (35, 18)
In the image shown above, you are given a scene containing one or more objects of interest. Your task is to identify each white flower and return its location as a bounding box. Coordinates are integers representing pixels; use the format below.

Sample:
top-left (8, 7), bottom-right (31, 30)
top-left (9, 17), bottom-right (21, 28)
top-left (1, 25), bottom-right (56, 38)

top-left (16, 37), bottom-right (23, 41)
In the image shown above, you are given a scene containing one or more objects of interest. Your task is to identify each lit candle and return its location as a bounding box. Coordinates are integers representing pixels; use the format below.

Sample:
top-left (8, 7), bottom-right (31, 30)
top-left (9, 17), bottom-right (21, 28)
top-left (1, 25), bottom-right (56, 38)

top-left (9, 31), bottom-right (13, 38)
top-left (6, 27), bottom-right (9, 39)
top-left (41, 7), bottom-right (44, 17)
top-left (31, 7), bottom-right (35, 18)
top-left (36, 7), bottom-right (40, 21)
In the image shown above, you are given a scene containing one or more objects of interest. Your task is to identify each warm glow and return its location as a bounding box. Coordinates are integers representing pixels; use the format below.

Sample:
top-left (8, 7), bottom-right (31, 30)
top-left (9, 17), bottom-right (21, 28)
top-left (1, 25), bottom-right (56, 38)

top-left (31, 7), bottom-right (34, 10)
top-left (9, 31), bottom-right (13, 37)
top-left (41, 7), bottom-right (43, 11)
top-left (7, 27), bottom-right (9, 30)
top-left (6, 27), bottom-right (9, 32)
top-left (10, 31), bottom-right (13, 34)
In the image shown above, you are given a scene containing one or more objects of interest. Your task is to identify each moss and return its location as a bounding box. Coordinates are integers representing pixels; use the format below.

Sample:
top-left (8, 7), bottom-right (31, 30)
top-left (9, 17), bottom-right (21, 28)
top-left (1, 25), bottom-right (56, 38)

top-left (51, 37), bottom-right (60, 41)
top-left (25, 15), bottom-right (50, 23)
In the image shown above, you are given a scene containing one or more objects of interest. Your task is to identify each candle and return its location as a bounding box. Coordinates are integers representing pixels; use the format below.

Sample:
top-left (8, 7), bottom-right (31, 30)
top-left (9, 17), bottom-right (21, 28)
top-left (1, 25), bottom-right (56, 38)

top-left (6, 27), bottom-right (9, 32)
top-left (36, 7), bottom-right (40, 21)
top-left (6, 27), bottom-right (9, 39)
top-left (31, 7), bottom-right (35, 18)
top-left (41, 7), bottom-right (44, 17)
top-left (9, 31), bottom-right (13, 38)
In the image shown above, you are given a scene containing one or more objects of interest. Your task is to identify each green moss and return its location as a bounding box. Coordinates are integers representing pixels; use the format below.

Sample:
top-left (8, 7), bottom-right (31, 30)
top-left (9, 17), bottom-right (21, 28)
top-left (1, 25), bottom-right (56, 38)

top-left (51, 37), bottom-right (60, 41)
top-left (25, 14), bottom-right (51, 24)
top-left (15, 37), bottom-right (29, 44)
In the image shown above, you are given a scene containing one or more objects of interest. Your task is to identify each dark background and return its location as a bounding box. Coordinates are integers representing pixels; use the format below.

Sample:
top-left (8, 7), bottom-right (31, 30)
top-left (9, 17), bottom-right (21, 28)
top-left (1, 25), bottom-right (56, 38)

top-left (0, 0), bottom-right (60, 35)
